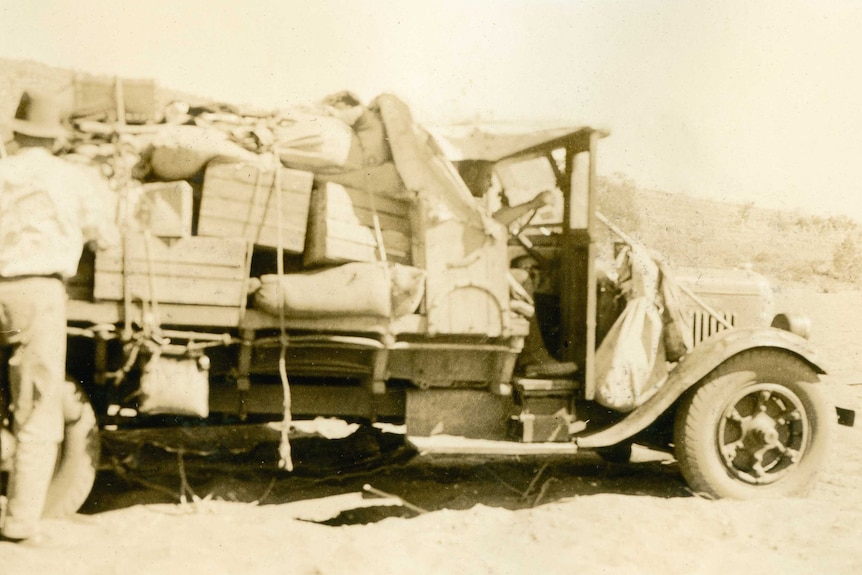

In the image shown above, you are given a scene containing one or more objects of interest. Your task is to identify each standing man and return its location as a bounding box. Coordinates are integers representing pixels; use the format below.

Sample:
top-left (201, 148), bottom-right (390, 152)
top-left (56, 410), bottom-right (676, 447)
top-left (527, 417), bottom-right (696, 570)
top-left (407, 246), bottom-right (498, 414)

top-left (0, 91), bottom-right (115, 543)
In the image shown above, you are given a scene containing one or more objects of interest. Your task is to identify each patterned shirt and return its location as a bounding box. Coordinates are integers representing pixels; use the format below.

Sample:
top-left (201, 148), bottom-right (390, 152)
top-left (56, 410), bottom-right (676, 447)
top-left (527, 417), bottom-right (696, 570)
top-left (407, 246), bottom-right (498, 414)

top-left (0, 147), bottom-right (117, 278)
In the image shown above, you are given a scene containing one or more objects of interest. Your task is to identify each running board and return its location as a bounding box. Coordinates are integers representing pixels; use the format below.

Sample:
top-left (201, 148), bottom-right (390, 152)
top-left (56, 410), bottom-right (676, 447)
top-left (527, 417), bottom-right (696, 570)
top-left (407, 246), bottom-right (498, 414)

top-left (409, 435), bottom-right (578, 456)
top-left (514, 377), bottom-right (579, 397)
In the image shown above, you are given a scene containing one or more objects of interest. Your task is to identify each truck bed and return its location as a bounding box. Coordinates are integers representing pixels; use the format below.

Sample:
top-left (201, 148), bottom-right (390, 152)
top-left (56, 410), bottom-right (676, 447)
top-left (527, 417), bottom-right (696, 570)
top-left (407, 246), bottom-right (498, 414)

top-left (66, 298), bottom-right (529, 339)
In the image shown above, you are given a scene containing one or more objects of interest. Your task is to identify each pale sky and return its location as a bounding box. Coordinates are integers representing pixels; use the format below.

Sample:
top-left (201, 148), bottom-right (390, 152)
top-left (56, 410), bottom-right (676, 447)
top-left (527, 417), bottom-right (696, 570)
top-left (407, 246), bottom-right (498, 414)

top-left (1, 0), bottom-right (861, 219)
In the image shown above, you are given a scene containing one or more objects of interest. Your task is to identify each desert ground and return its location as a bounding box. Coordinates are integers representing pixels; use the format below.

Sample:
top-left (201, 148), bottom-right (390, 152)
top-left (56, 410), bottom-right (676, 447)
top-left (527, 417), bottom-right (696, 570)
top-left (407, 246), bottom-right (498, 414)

top-left (2, 287), bottom-right (862, 575)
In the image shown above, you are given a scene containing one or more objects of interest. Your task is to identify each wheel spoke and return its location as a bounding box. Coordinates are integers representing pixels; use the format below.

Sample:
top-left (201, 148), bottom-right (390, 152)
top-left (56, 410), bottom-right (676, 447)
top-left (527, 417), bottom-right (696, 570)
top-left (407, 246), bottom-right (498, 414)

top-left (757, 390), bottom-right (772, 412)
top-left (750, 460), bottom-right (766, 481)
top-left (724, 407), bottom-right (745, 423)
top-left (721, 440), bottom-right (744, 465)
top-left (786, 448), bottom-right (800, 463)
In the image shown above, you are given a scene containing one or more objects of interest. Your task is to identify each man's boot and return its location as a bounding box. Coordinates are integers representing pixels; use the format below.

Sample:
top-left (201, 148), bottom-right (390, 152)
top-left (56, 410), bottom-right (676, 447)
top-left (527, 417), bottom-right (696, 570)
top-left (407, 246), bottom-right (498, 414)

top-left (1, 440), bottom-right (58, 542)
top-left (518, 314), bottom-right (577, 378)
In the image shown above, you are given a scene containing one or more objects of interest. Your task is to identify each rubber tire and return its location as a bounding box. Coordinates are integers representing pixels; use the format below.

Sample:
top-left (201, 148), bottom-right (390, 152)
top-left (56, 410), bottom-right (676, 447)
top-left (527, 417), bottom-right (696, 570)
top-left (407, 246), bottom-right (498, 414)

top-left (41, 379), bottom-right (100, 517)
top-left (673, 349), bottom-right (832, 499)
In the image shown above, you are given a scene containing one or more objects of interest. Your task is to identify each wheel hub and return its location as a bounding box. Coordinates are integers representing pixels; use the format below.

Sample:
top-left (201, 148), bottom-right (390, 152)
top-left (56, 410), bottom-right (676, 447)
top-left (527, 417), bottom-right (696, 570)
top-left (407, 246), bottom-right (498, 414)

top-left (717, 384), bottom-right (809, 485)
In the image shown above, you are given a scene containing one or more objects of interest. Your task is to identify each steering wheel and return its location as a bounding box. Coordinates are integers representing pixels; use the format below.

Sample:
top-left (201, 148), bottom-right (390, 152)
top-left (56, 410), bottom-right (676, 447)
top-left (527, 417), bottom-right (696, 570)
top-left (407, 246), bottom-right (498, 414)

top-left (509, 208), bottom-right (548, 267)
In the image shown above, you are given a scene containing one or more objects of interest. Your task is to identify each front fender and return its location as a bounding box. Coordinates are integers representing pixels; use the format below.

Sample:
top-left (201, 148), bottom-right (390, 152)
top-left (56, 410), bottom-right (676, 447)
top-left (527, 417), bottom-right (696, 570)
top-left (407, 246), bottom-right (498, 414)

top-left (576, 327), bottom-right (825, 448)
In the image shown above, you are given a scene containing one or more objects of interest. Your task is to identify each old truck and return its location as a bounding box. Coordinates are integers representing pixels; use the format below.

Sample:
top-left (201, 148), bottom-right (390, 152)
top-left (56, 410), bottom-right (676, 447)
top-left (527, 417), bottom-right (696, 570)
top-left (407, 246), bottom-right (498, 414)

top-left (0, 94), bottom-right (852, 518)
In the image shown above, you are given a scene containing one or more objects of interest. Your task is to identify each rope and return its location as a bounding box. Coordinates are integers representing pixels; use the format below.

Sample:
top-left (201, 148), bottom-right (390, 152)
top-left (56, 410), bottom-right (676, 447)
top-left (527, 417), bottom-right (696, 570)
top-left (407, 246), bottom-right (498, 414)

top-left (115, 139), bottom-right (135, 342)
top-left (366, 188), bottom-right (393, 328)
top-left (142, 229), bottom-right (162, 338)
top-left (238, 164), bottom-right (267, 323)
top-left (272, 156), bottom-right (294, 472)
top-left (244, 165), bottom-right (265, 241)
top-left (366, 188), bottom-right (388, 265)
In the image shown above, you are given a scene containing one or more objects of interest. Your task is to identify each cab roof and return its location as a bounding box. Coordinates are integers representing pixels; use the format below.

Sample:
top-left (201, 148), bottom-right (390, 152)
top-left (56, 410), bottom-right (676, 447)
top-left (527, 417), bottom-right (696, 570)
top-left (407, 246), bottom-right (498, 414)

top-left (430, 125), bottom-right (609, 163)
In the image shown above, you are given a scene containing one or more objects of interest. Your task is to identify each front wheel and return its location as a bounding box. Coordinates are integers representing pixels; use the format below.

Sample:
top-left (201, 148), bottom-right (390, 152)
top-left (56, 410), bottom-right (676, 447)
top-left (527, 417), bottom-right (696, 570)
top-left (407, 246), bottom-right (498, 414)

top-left (674, 350), bottom-right (832, 499)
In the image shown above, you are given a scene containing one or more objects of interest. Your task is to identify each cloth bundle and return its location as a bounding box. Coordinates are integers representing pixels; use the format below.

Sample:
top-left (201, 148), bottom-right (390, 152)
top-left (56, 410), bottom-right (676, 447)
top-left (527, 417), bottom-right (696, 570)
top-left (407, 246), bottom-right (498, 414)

top-left (594, 245), bottom-right (667, 412)
top-left (255, 262), bottom-right (425, 319)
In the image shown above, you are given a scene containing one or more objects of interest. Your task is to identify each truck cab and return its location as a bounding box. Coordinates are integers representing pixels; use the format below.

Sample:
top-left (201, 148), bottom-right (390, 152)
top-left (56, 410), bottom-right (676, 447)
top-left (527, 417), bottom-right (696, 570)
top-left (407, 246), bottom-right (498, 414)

top-left (425, 122), bottom-right (844, 498)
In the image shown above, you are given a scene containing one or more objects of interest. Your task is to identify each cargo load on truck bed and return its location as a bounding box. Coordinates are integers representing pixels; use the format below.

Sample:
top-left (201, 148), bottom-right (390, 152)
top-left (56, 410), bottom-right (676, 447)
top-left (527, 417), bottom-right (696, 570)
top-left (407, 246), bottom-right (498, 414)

top-left (63, 87), bottom-right (521, 342)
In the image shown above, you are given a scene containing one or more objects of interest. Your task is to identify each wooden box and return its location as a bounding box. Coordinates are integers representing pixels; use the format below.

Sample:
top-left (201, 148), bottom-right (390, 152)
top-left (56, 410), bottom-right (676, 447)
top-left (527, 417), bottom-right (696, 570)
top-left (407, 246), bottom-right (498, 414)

top-left (138, 181), bottom-right (193, 238)
top-left (411, 196), bottom-right (510, 336)
top-left (73, 75), bottom-right (158, 124)
top-left (94, 235), bottom-right (250, 307)
top-left (198, 160), bottom-right (314, 252)
top-left (304, 181), bottom-right (411, 267)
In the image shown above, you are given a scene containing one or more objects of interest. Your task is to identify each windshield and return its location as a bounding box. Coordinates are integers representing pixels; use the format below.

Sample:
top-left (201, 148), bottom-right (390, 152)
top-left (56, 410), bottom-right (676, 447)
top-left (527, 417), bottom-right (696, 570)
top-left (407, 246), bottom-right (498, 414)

top-left (493, 155), bottom-right (564, 228)
top-left (439, 126), bottom-right (600, 232)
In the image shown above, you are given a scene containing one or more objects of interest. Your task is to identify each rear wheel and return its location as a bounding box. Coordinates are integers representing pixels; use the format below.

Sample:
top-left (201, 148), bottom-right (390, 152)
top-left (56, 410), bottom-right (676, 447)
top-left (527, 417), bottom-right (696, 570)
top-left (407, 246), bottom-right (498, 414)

top-left (43, 378), bottom-right (101, 517)
top-left (2, 379), bottom-right (100, 517)
top-left (674, 350), bottom-right (832, 499)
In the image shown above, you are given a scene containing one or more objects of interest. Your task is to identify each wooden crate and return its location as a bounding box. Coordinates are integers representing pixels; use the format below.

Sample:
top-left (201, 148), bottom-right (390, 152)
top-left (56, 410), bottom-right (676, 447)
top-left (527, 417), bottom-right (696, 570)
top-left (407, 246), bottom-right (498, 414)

top-left (304, 181), bottom-right (411, 267)
top-left (198, 160), bottom-right (314, 252)
top-left (411, 196), bottom-right (510, 336)
top-left (94, 235), bottom-right (250, 307)
top-left (73, 75), bottom-right (158, 124)
top-left (138, 181), bottom-right (193, 238)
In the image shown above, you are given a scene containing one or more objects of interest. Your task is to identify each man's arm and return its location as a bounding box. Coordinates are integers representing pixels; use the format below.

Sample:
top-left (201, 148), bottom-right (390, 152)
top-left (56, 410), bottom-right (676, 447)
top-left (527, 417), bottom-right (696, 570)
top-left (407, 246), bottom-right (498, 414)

top-left (492, 189), bottom-right (554, 228)
top-left (74, 162), bottom-right (120, 250)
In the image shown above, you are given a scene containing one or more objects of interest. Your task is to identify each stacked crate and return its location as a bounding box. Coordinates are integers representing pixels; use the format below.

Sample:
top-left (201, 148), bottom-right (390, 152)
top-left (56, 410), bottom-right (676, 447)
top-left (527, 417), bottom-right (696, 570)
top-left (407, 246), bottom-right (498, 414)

top-left (93, 161), bottom-right (316, 308)
top-left (93, 235), bottom-right (251, 307)
top-left (198, 160), bottom-right (314, 252)
top-left (304, 181), bottom-right (411, 267)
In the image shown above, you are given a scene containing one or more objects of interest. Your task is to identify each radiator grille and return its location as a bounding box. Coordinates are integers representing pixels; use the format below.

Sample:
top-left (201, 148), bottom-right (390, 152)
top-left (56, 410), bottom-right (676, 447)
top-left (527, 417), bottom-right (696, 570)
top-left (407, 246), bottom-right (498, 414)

top-left (690, 311), bottom-right (735, 345)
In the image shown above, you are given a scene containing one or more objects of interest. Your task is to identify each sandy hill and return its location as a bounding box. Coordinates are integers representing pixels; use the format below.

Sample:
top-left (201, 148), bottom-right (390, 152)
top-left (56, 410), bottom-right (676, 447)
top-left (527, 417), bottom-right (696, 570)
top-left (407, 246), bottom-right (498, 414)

top-left (2, 57), bottom-right (859, 290)
top-left (596, 175), bottom-right (860, 289)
